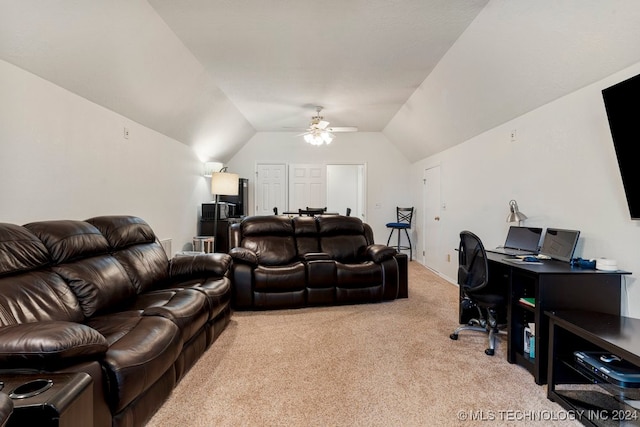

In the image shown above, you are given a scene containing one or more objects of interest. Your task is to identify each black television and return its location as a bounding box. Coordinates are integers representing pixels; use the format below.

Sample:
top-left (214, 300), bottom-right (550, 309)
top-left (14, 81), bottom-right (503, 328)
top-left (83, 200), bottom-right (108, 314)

top-left (602, 73), bottom-right (640, 220)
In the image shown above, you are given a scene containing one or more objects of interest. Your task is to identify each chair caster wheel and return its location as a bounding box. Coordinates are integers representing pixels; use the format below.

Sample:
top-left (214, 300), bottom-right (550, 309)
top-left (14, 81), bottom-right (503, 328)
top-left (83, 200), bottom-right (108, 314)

top-left (449, 333), bottom-right (458, 340)
top-left (485, 348), bottom-right (495, 356)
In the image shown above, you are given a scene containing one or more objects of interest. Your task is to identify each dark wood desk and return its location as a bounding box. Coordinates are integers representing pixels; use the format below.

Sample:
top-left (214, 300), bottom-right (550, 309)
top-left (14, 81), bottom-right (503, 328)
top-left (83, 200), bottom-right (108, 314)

top-left (547, 310), bottom-right (640, 426)
top-left (482, 252), bottom-right (630, 384)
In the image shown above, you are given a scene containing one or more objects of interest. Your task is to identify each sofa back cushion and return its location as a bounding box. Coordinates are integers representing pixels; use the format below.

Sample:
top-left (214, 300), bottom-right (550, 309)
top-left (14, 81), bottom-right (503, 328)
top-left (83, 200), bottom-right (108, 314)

top-left (0, 223), bottom-right (84, 325)
top-left (317, 216), bottom-right (369, 263)
top-left (292, 216), bottom-right (320, 256)
top-left (24, 220), bottom-right (110, 264)
top-left (25, 220), bottom-right (137, 317)
top-left (239, 216), bottom-right (297, 265)
top-left (87, 216), bottom-right (169, 293)
top-left (0, 223), bottom-right (50, 276)
top-left (0, 271), bottom-right (85, 326)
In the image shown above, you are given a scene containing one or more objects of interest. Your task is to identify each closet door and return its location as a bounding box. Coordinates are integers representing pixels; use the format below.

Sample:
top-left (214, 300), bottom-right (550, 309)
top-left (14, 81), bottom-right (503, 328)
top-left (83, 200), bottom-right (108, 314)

top-left (255, 163), bottom-right (287, 216)
top-left (288, 164), bottom-right (325, 211)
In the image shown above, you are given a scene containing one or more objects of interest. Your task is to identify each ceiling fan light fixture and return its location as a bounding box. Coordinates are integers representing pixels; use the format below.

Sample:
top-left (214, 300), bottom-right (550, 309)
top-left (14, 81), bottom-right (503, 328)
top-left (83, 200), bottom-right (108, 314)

top-left (300, 106), bottom-right (354, 146)
top-left (304, 129), bottom-right (333, 146)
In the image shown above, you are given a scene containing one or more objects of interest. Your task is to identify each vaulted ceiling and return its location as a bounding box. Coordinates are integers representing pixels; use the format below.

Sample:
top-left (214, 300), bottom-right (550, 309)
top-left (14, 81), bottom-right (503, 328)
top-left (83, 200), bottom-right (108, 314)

top-left (2, 1), bottom-right (640, 163)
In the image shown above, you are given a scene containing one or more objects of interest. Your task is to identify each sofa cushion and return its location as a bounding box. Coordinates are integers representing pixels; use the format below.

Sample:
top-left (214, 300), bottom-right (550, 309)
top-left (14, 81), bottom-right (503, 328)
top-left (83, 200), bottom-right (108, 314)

top-left (86, 312), bottom-right (182, 413)
top-left (292, 216), bottom-right (320, 256)
top-left (317, 216), bottom-right (369, 262)
top-left (53, 255), bottom-right (137, 317)
top-left (336, 261), bottom-right (382, 287)
top-left (0, 223), bottom-right (50, 277)
top-left (88, 216), bottom-right (171, 294)
top-left (24, 220), bottom-right (109, 263)
top-left (320, 235), bottom-right (369, 263)
top-left (0, 271), bottom-right (84, 325)
top-left (86, 215), bottom-right (157, 249)
top-left (134, 288), bottom-right (209, 343)
top-left (254, 263), bottom-right (306, 292)
top-left (239, 216), bottom-right (297, 265)
top-left (0, 321), bottom-right (108, 366)
top-left (114, 243), bottom-right (170, 294)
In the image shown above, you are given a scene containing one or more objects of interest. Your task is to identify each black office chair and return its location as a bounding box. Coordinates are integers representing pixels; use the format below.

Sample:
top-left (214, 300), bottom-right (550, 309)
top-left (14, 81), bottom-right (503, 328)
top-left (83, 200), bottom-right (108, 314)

top-left (449, 230), bottom-right (507, 356)
top-left (273, 207), bottom-right (278, 215)
top-left (386, 207), bottom-right (414, 260)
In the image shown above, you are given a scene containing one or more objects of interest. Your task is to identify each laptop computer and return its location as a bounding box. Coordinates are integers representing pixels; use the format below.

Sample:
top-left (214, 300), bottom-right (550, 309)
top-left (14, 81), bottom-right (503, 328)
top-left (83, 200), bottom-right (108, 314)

top-left (487, 226), bottom-right (543, 256)
top-left (539, 227), bottom-right (580, 262)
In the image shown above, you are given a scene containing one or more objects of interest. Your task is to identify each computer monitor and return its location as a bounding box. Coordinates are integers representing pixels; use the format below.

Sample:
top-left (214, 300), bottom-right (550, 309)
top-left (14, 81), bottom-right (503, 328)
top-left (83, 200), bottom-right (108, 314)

top-left (539, 228), bottom-right (580, 262)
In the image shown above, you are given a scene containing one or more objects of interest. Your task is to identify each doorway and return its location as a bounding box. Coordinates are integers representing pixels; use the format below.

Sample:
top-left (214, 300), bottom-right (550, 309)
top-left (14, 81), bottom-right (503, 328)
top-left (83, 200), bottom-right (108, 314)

top-left (423, 165), bottom-right (442, 271)
top-left (326, 164), bottom-right (366, 219)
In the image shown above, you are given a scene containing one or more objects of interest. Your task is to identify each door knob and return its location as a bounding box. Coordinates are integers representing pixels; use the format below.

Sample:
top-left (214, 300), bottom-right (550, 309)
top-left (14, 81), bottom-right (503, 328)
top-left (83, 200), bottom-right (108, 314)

top-left (434, 216), bottom-right (440, 221)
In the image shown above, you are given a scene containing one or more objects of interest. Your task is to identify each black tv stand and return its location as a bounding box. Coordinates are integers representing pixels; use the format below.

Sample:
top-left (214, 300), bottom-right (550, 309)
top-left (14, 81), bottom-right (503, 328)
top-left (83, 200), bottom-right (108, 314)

top-left (547, 310), bottom-right (640, 426)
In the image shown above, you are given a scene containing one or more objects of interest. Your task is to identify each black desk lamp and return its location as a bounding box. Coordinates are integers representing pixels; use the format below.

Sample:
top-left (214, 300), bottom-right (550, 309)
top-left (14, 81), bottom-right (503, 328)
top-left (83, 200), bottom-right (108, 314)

top-left (211, 167), bottom-right (239, 252)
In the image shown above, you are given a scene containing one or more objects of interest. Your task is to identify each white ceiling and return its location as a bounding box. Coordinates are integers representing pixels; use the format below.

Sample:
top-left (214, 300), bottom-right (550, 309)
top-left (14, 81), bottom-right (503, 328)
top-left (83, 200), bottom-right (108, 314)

top-left (149, 0), bottom-right (488, 133)
top-left (2, 1), bottom-right (640, 163)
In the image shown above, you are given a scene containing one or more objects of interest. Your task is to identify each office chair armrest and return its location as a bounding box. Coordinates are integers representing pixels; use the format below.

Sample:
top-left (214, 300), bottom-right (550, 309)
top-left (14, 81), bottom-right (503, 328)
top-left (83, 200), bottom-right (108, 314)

top-left (229, 247), bottom-right (259, 266)
top-left (301, 252), bottom-right (332, 261)
top-left (366, 244), bottom-right (397, 263)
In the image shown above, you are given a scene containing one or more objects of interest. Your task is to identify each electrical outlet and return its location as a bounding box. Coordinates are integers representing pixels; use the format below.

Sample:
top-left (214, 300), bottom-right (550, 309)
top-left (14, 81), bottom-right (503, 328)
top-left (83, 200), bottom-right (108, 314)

top-left (510, 129), bottom-right (517, 142)
top-left (447, 253), bottom-right (451, 262)
top-left (124, 127), bottom-right (130, 139)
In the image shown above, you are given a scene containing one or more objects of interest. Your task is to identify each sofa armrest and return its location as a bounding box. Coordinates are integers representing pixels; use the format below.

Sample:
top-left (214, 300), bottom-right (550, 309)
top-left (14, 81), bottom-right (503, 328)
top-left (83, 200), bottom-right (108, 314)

top-left (169, 252), bottom-right (232, 279)
top-left (229, 247), bottom-right (259, 266)
top-left (0, 321), bottom-right (108, 367)
top-left (302, 252), bottom-right (331, 261)
top-left (366, 244), bottom-right (397, 263)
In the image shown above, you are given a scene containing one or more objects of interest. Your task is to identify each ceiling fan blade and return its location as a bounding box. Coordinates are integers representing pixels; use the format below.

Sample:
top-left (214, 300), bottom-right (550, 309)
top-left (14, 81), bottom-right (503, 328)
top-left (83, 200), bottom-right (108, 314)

top-left (316, 120), bottom-right (330, 130)
top-left (327, 126), bottom-right (358, 132)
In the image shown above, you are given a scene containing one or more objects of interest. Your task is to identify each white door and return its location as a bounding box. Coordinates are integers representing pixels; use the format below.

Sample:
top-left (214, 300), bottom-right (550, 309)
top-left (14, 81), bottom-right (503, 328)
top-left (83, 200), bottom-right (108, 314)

top-left (289, 164), bottom-right (326, 211)
top-left (255, 163), bottom-right (287, 216)
top-left (424, 165), bottom-right (442, 271)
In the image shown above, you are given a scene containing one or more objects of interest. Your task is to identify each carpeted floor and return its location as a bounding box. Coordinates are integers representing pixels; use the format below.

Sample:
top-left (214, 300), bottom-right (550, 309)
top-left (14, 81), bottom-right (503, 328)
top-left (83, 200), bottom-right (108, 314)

top-left (146, 262), bottom-right (580, 426)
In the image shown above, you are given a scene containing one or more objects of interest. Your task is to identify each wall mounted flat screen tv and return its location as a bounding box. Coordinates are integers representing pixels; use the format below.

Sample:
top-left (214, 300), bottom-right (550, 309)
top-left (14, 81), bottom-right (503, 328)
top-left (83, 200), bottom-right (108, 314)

top-left (602, 73), bottom-right (640, 220)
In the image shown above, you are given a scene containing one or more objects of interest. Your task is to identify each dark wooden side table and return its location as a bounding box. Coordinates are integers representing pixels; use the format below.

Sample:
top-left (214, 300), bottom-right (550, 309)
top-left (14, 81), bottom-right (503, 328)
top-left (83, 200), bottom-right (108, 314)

top-left (1, 372), bottom-right (92, 427)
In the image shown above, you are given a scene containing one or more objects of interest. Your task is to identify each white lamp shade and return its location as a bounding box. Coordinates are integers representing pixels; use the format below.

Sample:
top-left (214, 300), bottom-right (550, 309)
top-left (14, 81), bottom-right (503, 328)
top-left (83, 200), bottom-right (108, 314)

top-left (211, 172), bottom-right (239, 196)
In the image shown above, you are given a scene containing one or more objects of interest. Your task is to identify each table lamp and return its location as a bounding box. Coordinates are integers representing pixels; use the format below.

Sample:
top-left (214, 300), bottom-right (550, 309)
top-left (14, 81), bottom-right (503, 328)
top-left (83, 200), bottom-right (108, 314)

top-left (211, 168), bottom-right (239, 252)
top-left (506, 199), bottom-right (527, 225)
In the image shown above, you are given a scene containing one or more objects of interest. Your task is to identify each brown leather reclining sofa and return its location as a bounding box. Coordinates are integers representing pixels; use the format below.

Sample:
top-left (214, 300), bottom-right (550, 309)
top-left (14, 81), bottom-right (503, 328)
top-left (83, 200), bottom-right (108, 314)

top-left (0, 216), bottom-right (232, 427)
top-left (228, 215), bottom-right (408, 309)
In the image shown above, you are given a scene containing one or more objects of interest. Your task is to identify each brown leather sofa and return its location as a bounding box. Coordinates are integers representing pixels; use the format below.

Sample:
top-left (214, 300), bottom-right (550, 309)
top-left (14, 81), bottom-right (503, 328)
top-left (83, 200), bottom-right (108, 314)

top-left (0, 216), bottom-right (232, 427)
top-left (228, 215), bottom-right (408, 309)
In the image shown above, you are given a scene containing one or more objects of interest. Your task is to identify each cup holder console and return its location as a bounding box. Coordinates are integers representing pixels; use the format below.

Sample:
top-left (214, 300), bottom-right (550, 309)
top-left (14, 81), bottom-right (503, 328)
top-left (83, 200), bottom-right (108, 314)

top-left (9, 378), bottom-right (53, 399)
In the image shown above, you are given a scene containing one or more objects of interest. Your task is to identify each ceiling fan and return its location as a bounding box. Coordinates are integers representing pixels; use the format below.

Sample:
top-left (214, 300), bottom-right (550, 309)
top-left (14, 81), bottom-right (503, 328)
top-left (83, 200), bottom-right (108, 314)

top-left (299, 106), bottom-right (358, 145)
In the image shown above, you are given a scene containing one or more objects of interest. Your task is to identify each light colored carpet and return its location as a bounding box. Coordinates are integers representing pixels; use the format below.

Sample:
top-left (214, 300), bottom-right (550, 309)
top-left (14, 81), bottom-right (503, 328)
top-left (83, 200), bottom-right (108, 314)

top-left (147, 262), bottom-right (579, 426)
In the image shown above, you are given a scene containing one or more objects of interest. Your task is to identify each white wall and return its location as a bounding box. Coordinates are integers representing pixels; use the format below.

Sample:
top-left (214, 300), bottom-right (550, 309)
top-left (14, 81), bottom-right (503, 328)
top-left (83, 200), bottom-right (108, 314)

top-left (0, 59), bottom-right (212, 255)
top-left (225, 132), bottom-right (412, 243)
top-left (411, 61), bottom-right (640, 318)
